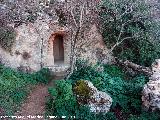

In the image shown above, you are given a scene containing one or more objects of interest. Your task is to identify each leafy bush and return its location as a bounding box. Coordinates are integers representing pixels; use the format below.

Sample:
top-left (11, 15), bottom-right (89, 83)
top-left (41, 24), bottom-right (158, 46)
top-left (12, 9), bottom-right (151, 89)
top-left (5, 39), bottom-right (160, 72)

top-left (71, 61), bottom-right (146, 109)
top-left (46, 80), bottom-right (79, 118)
top-left (100, 0), bottom-right (160, 66)
top-left (0, 64), bottom-right (51, 116)
top-left (69, 60), bottom-right (103, 84)
top-left (31, 68), bottom-right (52, 84)
top-left (0, 26), bottom-right (16, 52)
top-left (10, 88), bottom-right (28, 104)
top-left (103, 64), bottom-right (126, 79)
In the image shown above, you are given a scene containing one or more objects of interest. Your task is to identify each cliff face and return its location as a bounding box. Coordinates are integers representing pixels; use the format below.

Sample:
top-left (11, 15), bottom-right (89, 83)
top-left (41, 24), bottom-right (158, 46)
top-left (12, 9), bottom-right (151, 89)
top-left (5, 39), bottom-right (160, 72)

top-left (0, 19), bottom-right (113, 72)
top-left (0, 0), bottom-right (114, 72)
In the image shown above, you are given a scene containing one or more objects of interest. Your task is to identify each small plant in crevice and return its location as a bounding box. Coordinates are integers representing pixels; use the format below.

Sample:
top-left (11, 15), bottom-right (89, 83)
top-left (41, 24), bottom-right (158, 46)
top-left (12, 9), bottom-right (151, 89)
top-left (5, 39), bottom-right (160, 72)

top-left (22, 51), bottom-right (31, 60)
top-left (26, 13), bottom-right (38, 23)
top-left (0, 26), bottom-right (16, 52)
top-left (73, 80), bottom-right (93, 104)
top-left (55, 8), bottom-right (67, 26)
top-left (17, 65), bottom-right (32, 73)
top-left (50, 0), bottom-right (55, 4)
top-left (15, 50), bottom-right (21, 55)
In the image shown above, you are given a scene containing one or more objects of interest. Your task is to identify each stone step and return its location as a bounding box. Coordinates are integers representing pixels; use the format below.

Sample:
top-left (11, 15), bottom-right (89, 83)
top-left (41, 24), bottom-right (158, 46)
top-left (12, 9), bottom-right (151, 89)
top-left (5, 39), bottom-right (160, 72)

top-left (47, 65), bottom-right (69, 77)
top-left (54, 71), bottom-right (68, 77)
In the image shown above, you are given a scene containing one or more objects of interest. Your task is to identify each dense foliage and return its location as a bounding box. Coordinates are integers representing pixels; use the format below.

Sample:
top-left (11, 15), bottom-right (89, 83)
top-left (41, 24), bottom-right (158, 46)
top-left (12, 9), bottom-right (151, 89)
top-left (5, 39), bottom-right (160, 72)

top-left (46, 60), bottom-right (160, 120)
top-left (0, 64), bottom-right (51, 116)
top-left (47, 80), bottom-right (78, 117)
top-left (100, 0), bottom-right (160, 67)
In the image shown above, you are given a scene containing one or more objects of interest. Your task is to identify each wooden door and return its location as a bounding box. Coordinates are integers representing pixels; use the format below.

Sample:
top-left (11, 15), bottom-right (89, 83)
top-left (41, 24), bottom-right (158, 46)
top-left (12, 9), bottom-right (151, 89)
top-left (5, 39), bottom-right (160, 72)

top-left (53, 35), bottom-right (64, 62)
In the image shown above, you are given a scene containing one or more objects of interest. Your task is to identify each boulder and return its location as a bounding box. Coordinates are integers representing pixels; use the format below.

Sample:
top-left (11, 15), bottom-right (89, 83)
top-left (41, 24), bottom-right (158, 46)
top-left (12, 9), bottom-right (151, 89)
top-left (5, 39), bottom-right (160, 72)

top-left (88, 91), bottom-right (112, 113)
top-left (86, 80), bottom-right (112, 113)
top-left (75, 80), bottom-right (112, 113)
top-left (142, 59), bottom-right (160, 111)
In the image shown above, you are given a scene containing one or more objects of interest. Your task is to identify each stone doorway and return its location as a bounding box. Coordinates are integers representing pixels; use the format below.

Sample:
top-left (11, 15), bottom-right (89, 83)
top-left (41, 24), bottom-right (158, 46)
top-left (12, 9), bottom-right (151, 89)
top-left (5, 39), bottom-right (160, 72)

top-left (53, 35), bottom-right (64, 64)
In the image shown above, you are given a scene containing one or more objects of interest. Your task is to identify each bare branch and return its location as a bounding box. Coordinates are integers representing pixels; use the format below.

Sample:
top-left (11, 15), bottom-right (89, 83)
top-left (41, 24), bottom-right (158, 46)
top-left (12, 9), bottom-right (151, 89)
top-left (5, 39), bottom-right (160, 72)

top-left (118, 3), bottom-right (134, 20)
top-left (79, 2), bottom-right (85, 28)
top-left (71, 7), bottom-right (78, 28)
top-left (107, 30), bottom-right (141, 55)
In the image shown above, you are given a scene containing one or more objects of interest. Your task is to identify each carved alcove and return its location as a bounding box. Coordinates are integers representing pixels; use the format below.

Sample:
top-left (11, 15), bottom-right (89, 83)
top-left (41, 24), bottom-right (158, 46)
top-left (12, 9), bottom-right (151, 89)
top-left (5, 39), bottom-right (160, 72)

top-left (53, 34), bottom-right (64, 64)
top-left (47, 29), bottom-right (69, 66)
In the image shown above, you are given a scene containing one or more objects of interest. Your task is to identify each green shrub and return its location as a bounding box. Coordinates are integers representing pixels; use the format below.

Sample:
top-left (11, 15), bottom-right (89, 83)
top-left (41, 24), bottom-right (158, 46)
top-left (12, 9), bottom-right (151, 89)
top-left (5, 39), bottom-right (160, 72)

top-left (48, 87), bottom-right (57, 97)
top-left (103, 64), bottom-right (126, 79)
top-left (46, 60), bottom-right (159, 119)
top-left (46, 80), bottom-right (79, 118)
top-left (69, 60), bottom-right (103, 83)
top-left (31, 68), bottom-right (52, 84)
top-left (0, 26), bottom-right (16, 52)
top-left (0, 64), bottom-right (51, 116)
top-left (10, 88), bottom-right (28, 104)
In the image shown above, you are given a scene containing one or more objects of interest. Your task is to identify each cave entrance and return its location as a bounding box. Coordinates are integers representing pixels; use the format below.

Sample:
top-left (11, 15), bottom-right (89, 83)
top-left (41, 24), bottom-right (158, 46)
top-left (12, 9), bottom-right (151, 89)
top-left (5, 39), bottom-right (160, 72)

top-left (53, 35), bottom-right (64, 65)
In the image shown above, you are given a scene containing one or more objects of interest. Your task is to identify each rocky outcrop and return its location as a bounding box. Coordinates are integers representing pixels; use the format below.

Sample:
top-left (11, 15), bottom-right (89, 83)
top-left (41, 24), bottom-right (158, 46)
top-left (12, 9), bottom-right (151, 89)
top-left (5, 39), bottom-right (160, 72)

top-left (75, 80), bottom-right (112, 113)
top-left (142, 59), bottom-right (160, 111)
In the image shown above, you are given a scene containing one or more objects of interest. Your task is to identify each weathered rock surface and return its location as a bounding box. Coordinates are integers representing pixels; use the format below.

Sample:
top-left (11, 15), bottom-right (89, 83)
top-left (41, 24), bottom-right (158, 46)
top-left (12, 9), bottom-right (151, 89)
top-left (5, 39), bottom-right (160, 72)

top-left (142, 59), bottom-right (160, 111)
top-left (85, 81), bottom-right (112, 113)
top-left (0, 18), bottom-right (113, 73)
top-left (89, 91), bottom-right (112, 113)
top-left (0, 0), bottom-right (114, 73)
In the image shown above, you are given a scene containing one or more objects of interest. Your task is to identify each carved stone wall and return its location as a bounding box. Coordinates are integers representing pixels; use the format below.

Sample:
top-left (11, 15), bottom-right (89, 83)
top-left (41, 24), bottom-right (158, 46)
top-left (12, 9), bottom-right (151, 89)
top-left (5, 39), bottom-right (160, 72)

top-left (0, 15), bottom-right (114, 72)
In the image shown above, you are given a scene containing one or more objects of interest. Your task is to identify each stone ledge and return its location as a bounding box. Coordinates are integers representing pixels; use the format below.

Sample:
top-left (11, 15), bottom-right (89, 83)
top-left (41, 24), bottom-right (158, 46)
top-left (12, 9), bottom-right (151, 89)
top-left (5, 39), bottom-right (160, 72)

top-left (47, 65), bottom-right (70, 77)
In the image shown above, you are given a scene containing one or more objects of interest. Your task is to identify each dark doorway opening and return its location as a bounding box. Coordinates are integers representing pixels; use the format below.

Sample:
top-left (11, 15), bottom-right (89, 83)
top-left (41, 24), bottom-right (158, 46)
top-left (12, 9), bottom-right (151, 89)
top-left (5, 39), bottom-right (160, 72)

top-left (53, 35), bottom-right (64, 64)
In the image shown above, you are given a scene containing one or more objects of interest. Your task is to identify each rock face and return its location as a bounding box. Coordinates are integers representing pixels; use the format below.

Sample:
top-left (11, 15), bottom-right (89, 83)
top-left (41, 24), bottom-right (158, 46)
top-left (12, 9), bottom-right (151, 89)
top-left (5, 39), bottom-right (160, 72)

top-left (0, 0), bottom-right (114, 73)
top-left (142, 59), bottom-right (160, 111)
top-left (83, 80), bottom-right (112, 113)
top-left (0, 17), bottom-right (113, 73)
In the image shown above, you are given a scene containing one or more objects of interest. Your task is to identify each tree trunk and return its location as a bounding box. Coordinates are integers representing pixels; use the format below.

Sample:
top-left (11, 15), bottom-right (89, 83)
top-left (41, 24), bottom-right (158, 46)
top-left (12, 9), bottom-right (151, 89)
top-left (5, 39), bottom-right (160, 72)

top-left (115, 58), bottom-right (152, 76)
top-left (66, 27), bottom-right (81, 79)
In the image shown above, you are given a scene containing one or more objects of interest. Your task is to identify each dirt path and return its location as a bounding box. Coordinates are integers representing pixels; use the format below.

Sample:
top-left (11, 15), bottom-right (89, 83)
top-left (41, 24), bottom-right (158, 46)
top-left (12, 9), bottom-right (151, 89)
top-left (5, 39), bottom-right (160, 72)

top-left (15, 84), bottom-right (49, 120)
top-left (15, 76), bottom-right (63, 120)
